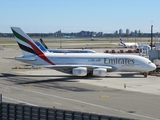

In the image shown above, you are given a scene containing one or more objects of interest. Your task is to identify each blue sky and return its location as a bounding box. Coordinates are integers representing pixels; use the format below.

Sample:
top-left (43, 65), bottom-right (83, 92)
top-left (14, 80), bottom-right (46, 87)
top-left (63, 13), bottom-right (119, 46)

top-left (0, 0), bottom-right (160, 33)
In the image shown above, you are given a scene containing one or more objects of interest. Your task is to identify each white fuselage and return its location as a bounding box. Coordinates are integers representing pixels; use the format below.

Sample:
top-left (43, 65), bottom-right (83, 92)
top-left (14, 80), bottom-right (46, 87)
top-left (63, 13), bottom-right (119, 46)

top-left (16, 53), bottom-right (156, 73)
top-left (48, 49), bottom-right (95, 53)
top-left (34, 41), bottom-right (96, 53)
top-left (119, 41), bottom-right (138, 48)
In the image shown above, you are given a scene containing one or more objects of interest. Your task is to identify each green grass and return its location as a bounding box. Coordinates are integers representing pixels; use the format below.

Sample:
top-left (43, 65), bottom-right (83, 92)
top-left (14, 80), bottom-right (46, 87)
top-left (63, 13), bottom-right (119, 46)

top-left (0, 37), bottom-right (152, 49)
top-left (0, 37), bottom-right (16, 44)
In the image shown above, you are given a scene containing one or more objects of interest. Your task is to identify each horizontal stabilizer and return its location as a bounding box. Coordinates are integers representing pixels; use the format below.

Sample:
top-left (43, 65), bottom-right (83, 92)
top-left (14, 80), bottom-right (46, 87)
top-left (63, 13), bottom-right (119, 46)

top-left (15, 55), bottom-right (36, 61)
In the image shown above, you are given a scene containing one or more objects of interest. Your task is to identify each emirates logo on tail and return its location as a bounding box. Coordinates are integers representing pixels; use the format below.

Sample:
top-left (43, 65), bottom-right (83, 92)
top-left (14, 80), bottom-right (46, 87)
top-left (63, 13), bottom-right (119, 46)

top-left (120, 37), bottom-right (123, 43)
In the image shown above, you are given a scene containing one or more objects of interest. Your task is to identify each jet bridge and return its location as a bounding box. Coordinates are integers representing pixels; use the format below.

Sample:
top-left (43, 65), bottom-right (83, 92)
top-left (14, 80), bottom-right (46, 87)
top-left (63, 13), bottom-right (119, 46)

top-left (138, 45), bottom-right (151, 56)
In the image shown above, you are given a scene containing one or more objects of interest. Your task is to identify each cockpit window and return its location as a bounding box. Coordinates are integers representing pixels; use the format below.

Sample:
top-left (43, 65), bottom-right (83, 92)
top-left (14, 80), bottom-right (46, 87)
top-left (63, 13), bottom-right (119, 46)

top-left (148, 62), bottom-right (151, 64)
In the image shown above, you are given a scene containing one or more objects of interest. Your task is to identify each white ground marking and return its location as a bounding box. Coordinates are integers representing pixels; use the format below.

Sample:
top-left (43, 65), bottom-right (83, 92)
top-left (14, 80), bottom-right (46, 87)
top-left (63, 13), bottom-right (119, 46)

top-left (73, 107), bottom-right (84, 111)
top-left (53, 102), bottom-right (62, 105)
top-left (3, 95), bottom-right (37, 106)
top-left (34, 97), bottom-right (42, 100)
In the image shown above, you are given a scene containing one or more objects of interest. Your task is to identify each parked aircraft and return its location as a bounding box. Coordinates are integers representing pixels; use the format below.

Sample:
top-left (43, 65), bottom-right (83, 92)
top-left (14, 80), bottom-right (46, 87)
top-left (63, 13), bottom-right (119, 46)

top-left (39, 38), bottom-right (48, 49)
top-left (64, 35), bottom-right (76, 38)
top-left (11, 27), bottom-right (156, 77)
top-left (119, 37), bottom-right (138, 48)
top-left (39, 38), bottom-right (95, 53)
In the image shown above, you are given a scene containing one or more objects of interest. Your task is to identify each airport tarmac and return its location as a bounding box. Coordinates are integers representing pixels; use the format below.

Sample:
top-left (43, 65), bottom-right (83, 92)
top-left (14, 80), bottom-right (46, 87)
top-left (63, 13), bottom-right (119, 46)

top-left (0, 47), bottom-right (160, 120)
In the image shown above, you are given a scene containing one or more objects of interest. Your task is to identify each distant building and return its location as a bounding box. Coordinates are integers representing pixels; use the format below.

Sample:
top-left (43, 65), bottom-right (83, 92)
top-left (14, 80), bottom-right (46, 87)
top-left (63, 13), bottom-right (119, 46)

top-left (114, 30), bottom-right (118, 35)
top-left (119, 29), bottom-right (123, 34)
top-left (138, 30), bottom-right (141, 34)
top-left (78, 31), bottom-right (97, 37)
top-left (91, 31), bottom-right (97, 37)
top-left (126, 29), bottom-right (130, 35)
top-left (135, 30), bottom-right (138, 34)
top-left (97, 32), bottom-right (103, 36)
top-left (79, 31), bottom-right (89, 36)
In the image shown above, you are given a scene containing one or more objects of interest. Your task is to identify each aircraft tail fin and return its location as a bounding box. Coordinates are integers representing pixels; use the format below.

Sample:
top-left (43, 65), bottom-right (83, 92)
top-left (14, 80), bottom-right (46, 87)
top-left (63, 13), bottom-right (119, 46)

top-left (11, 27), bottom-right (46, 56)
top-left (40, 38), bottom-right (48, 49)
top-left (119, 37), bottom-right (126, 47)
top-left (119, 37), bottom-right (123, 43)
top-left (11, 27), bottom-right (55, 65)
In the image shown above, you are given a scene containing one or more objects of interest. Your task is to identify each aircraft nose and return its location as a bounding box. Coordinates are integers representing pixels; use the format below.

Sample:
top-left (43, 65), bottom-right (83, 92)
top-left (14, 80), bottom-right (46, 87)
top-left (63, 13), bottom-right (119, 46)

top-left (150, 63), bottom-right (156, 70)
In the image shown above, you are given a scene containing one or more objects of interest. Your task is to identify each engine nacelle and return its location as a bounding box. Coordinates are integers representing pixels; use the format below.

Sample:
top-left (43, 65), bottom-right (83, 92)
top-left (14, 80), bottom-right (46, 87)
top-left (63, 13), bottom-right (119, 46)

top-left (93, 68), bottom-right (107, 76)
top-left (72, 67), bottom-right (87, 76)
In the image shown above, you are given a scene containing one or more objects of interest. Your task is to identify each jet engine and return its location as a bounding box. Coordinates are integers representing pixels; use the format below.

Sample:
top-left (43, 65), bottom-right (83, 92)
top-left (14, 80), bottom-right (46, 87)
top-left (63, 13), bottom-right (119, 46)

top-left (72, 67), bottom-right (87, 76)
top-left (93, 68), bottom-right (107, 76)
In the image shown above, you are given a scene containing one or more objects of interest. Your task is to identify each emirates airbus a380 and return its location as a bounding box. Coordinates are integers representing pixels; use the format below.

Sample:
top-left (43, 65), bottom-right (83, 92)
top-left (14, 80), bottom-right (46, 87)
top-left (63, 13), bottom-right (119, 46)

top-left (11, 27), bottom-right (156, 77)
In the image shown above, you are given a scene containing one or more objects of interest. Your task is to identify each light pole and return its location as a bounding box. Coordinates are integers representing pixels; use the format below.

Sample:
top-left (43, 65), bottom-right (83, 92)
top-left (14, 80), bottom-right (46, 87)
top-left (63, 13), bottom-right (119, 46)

top-left (135, 33), bottom-right (137, 48)
top-left (60, 34), bottom-right (62, 48)
top-left (151, 25), bottom-right (153, 50)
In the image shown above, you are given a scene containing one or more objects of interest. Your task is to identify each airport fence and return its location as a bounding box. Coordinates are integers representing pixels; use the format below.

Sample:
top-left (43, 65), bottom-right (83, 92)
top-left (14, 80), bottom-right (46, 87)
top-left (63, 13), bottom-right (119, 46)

top-left (0, 94), bottom-right (1, 103)
top-left (0, 94), bottom-right (132, 120)
top-left (0, 102), bottom-right (132, 120)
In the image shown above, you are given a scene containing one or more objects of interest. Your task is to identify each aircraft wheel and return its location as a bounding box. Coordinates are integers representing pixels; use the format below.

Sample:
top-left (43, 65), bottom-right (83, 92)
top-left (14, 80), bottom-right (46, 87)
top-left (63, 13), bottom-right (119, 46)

top-left (144, 72), bottom-right (148, 78)
top-left (86, 72), bottom-right (93, 76)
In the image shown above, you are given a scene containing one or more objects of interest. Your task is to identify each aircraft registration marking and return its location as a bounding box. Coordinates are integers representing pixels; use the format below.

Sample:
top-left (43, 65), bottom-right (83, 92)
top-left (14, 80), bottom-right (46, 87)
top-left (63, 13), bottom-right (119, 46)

top-left (88, 58), bottom-right (101, 62)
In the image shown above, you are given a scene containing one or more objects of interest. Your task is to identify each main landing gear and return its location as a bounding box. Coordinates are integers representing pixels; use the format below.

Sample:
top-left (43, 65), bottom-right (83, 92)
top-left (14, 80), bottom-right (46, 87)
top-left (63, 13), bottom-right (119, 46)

top-left (86, 72), bottom-right (93, 76)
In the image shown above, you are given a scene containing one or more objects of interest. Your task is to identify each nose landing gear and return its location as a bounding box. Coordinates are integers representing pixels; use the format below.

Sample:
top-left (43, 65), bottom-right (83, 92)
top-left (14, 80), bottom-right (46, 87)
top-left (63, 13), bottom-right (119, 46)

top-left (144, 72), bottom-right (148, 77)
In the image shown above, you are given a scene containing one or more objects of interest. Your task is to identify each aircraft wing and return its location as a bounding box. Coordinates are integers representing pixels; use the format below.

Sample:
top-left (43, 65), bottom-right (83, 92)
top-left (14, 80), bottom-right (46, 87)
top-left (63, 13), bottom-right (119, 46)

top-left (40, 65), bottom-right (115, 70)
